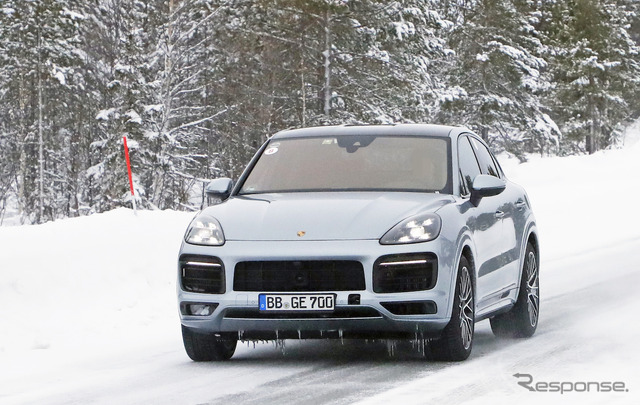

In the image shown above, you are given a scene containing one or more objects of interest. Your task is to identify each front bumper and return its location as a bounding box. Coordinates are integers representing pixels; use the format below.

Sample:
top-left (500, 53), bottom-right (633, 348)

top-left (177, 239), bottom-right (456, 339)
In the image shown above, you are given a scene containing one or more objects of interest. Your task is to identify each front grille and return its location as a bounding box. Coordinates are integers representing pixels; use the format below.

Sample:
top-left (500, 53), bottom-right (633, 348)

top-left (373, 253), bottom-right (437, 293)
top-left (234, 261), bottom-right (365, 292)
top-left (179, 255), bottom-right (225, 294)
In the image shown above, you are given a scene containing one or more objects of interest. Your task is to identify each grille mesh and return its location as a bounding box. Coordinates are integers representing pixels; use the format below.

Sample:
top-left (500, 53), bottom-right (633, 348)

top-left (234, 260), bottom-right (365, 292)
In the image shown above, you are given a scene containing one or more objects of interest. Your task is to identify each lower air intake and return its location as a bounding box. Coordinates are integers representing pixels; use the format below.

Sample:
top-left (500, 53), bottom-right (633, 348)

top-left (381, 301), bottom-right (437, 315)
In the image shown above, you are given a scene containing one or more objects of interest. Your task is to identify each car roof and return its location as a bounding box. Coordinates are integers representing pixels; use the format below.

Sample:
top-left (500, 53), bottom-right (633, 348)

top-left (271, 124), bottom-right (469, 140)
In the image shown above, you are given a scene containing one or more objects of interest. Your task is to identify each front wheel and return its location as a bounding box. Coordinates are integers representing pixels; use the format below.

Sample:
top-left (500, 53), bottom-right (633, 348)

top-left (426, 256), bottom-right (474, 361)
top-left (490, 243), bottom-right (539, 338)
top-left (181, 325), bottom-right (237, 361)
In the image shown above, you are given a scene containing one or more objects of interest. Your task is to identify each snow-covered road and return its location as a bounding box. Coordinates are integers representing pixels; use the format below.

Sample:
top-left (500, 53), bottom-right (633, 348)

top-left (3, 236), bottom-right (638, 405)
top-left (1, 140), bottom-right (639, 404)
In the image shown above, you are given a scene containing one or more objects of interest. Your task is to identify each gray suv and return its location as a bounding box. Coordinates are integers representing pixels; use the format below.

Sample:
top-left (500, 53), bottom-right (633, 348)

top-left (178, 124), bottom-right (540, 361)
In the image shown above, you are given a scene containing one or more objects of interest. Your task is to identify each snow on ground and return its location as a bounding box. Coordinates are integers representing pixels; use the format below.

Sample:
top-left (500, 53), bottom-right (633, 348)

top-left (500, 140), bottom-right (640, 261)
top-left (0, 209), bottom-right (193, 356)
top-left (1, 135), bottom-right (640, 404)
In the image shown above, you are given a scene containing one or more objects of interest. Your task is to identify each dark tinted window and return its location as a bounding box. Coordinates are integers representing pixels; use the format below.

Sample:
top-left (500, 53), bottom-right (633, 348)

top-left (469, 137), bottom-right (500, 177)
top-left (458, 136), bottom-right (481, 195)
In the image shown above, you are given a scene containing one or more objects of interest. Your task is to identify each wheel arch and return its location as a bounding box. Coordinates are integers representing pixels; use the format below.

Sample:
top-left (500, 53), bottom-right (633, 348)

top-left (527, 230), bottom-right (540, 262)
top-left (516, 223), bottom-right (540, 293)
top-left (446, 234), bottom-right (477, 319)
top-left (460, 244), bottom-right (477, 313)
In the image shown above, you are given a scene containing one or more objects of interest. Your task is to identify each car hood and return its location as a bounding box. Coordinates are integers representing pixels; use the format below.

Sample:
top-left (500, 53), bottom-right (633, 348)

top-left (201, 192), bottom-right (454, 241)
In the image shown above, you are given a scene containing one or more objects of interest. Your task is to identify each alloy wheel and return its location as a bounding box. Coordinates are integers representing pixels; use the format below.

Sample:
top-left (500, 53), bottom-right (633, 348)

top-left (526, 251), bottom-right (539, 327)
top-left (459, 266), bottom-right (474, 350)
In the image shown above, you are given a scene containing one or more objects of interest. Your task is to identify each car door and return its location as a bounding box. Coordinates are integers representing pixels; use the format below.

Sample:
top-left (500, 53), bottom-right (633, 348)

top-left (457, 136), bottom-right (505, 309)
top-left (480, 142), bottom-right (530, 289)
top-left (467, 137), bottom-right (520, 308)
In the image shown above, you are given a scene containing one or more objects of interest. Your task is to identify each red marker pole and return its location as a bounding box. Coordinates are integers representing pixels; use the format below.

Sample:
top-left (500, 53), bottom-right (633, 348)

top-left (123, 136), bottom-right (137, 215)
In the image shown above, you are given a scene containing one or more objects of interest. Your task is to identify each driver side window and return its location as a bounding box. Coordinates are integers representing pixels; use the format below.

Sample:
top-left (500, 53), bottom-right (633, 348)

top-left (469, 137), bottom-right (500, 178)
top-left (458, 136), bottom-right (481, 196)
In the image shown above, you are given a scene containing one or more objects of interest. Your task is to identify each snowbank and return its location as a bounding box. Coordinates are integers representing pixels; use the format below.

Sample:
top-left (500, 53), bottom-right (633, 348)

top-left (500, 140), bottom-right (640, 261)
top-left (0, 209), bottom-right (194, 356)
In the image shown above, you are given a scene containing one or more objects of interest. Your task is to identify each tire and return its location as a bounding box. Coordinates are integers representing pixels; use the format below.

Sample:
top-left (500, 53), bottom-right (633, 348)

top-left (181, 325), bottom-right (237, 361)
top-left (426, 256), bottom-right (474, 361)
top-left (490, 243), bottom-right (539, 338)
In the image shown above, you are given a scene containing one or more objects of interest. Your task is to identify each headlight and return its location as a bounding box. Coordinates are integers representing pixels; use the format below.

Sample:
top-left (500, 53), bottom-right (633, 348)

top-left (380, 213), bottom-right (441, 245)
top-left (184, 214), bottom-right (225, 246)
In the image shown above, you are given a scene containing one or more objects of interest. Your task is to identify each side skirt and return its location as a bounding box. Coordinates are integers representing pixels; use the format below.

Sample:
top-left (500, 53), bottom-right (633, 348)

top-left (475, 298), bottom-right (516, 322)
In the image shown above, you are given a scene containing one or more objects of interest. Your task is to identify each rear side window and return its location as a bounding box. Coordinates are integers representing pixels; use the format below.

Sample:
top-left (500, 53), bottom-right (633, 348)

top-left (469, 137), bottom-right (500, 178)
top-left (458, 136), bottom-right (481, 195)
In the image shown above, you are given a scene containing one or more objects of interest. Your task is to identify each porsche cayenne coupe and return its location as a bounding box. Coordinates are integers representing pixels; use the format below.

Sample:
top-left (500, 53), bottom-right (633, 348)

top-left (178, 124), bottom-right (540, 361)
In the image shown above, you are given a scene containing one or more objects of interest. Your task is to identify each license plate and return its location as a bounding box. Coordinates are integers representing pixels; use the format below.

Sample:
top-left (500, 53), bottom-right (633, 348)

top-left (259, 294), bottom-right (335, 311)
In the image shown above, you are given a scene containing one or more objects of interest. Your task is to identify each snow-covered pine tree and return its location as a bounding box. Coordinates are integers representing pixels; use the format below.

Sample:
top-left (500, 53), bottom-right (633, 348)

top-left (191, 0), bottom-right (453, 180)
top-left (541, 0), bottom-right (640, 154)
top-left (0, 0), bottom-right (83, 222)
top-left (320, 0), bottom-right (452, 125)
top-left (1, 0), bottom-right (639, 222)
top-left (437, 0), bottom-right (560, 158)
top-left (140, 0), bottom-right (235, 210)
top-left (0, 6), bottom-right (15, 222)
top-left (83, 0), bottom-right (165, 212)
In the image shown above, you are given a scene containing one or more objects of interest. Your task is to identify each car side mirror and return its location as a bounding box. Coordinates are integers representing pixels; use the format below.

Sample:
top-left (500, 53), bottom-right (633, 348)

top-left (470, 174), bottom-right (506, 206)
top-left (206, 178), bottom-right (233, 202)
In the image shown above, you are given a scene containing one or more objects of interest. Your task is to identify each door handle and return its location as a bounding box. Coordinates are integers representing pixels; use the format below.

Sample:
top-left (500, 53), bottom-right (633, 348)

top-left (515, 200), bottom-right (526, 211)
top-left (495, 210), bottom-right (505, 219)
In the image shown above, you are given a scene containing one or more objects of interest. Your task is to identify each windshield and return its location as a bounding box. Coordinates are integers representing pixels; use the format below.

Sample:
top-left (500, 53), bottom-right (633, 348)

top-left (239, 135), bottom-right (452, 194)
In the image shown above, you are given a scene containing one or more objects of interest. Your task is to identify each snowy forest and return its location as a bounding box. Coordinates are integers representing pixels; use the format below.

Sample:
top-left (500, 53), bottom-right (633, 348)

top-left (0, 0), bottom-right (639, 224)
